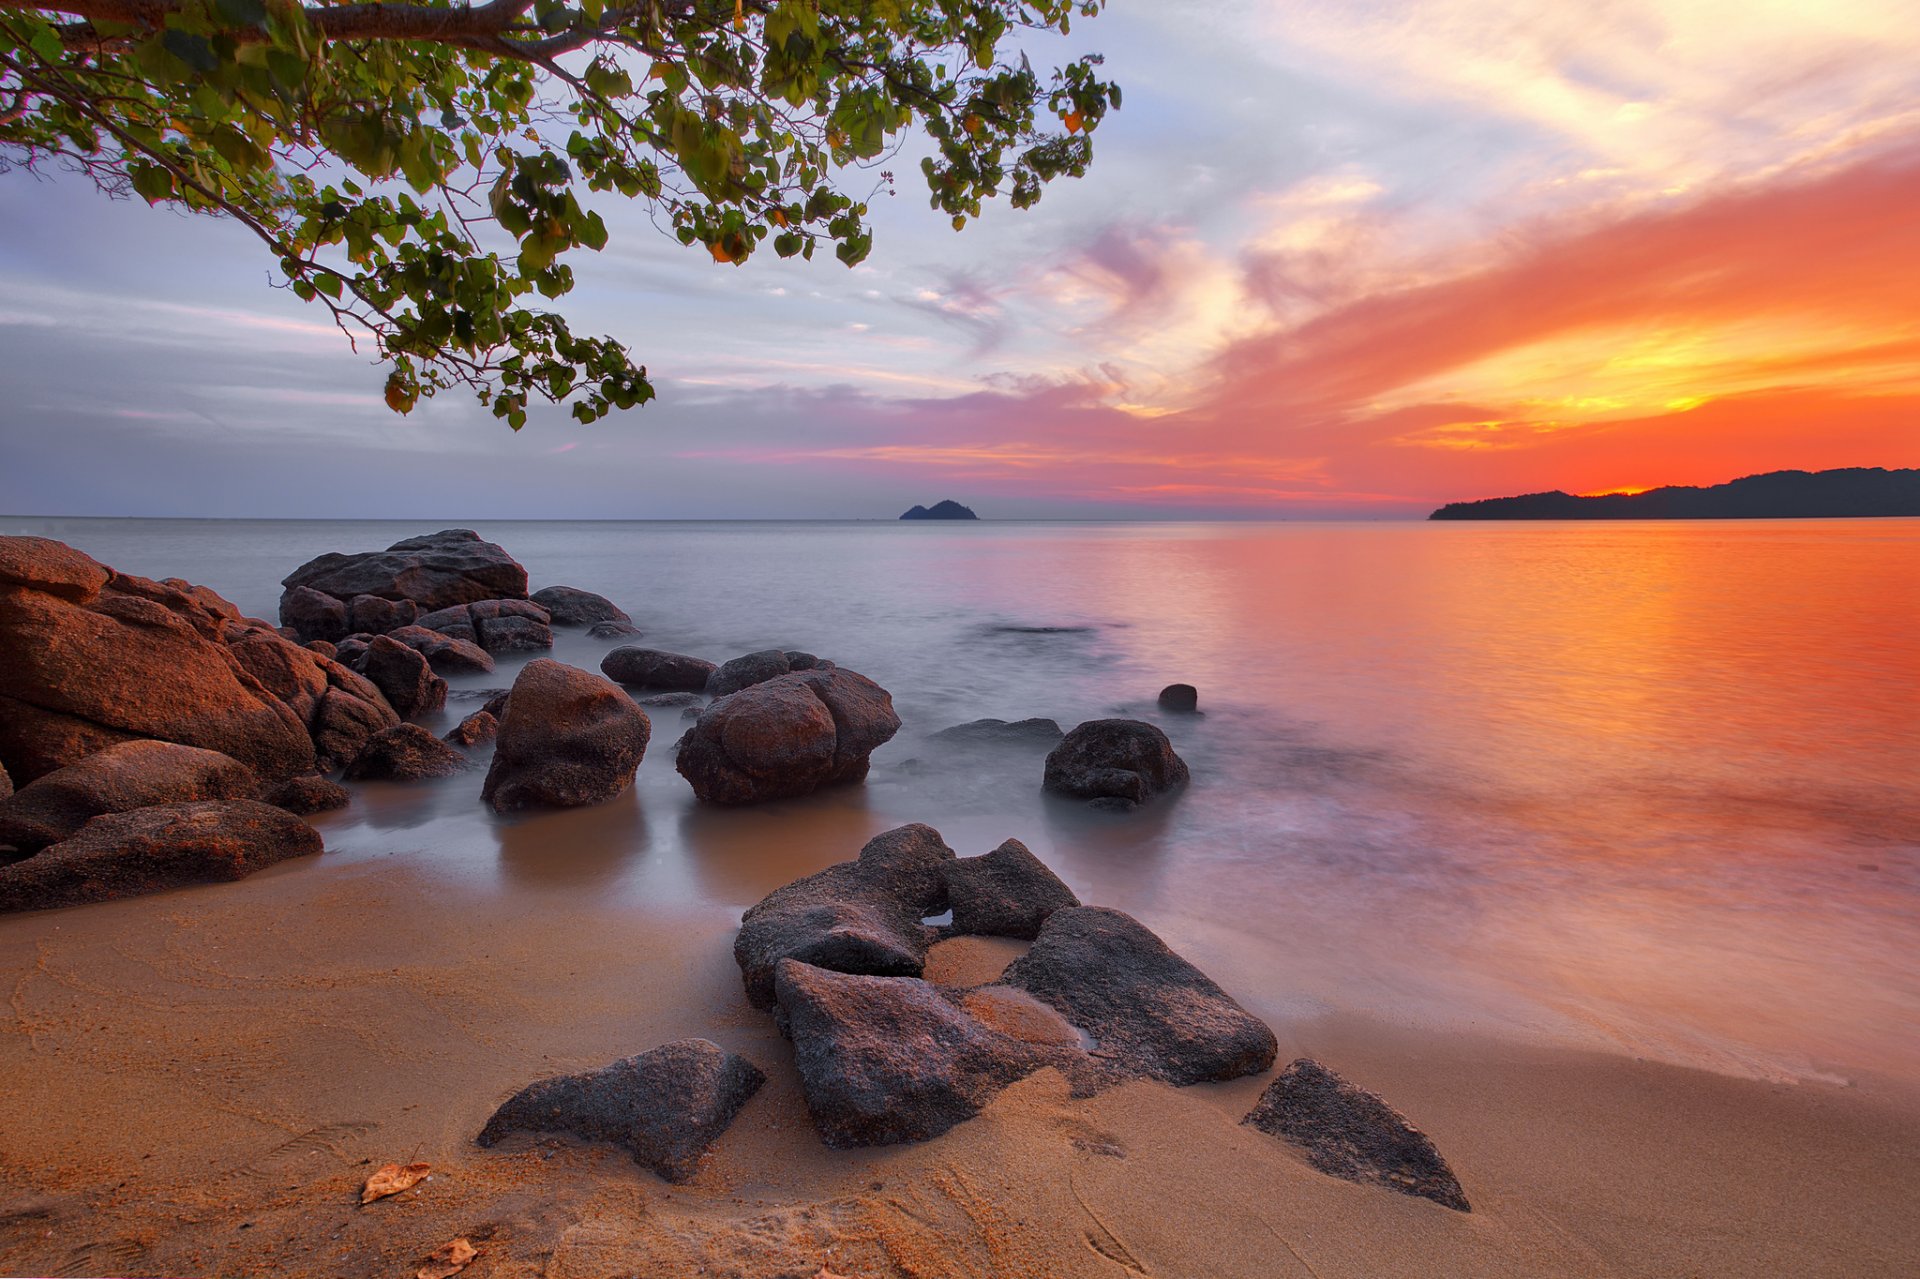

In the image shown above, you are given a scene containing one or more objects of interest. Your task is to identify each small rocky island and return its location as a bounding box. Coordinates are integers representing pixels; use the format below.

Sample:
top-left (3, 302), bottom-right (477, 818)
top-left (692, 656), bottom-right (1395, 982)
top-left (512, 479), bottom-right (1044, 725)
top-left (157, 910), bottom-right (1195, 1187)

top-left (900, 499), bottom-right (978, 521)
top-left (1430, 466), bottom-right (1920, 520)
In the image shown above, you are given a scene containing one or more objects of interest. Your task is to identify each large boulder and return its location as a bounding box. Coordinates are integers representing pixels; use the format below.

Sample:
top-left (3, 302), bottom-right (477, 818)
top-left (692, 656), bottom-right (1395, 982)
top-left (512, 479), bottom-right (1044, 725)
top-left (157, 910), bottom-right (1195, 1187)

top-left (675, 665), bottom-right (900, 806)
top-left (279, 529), bottom-right (527, 637)
top-left (482, 660), bottom-right (650, 812)
top-left (354, 636), bottom-right (448, 719)
top-left (775, 961), bottom-right (1062, 1148)
top-left (941, 838), bottom-right (1079, 940)
top-left (1042, 719), bottom-right (1190, 807)
top-left (997, 906), bottom-right (1276, 1086)
top-left (0, 741), bottom-right (258, 851)
top-left (704, 649), bottom-right (798, 698)
top-left (600, 647), bottom-right (715, 692)
top-left (477, 1040), bottom-right (764, 1183)
top-left (1244, 1059), bottom-right (1469, 1212)
top-left (0, 800), bottom-right (323, 912)
top-left (278, 585), bottom-right (349, 644)
top-left (0, 538), bottom-right (394, 785)
top-left (343, 724), bottom-right (472, 782)
top-left (415, 599), bottom-right (554, 655)
top-left (733, 823), bottom-right (955, 1010)
top-left (530, 586), bottom-right (630, 628)
top-left (385, 625), bottom-right (495, 676)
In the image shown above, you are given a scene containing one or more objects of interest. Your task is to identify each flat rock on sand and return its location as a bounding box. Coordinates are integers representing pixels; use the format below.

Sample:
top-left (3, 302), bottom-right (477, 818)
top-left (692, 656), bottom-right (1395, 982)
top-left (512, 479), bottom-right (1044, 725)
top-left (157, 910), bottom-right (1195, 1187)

top-left (482, 660), bottom-right (651, 812)
top-left (0, 740), bottom-right (258, 851)
top-left (0, 799), bottom-right (323, 911)
top-left (477, 1039), bottom-right (764, 1183)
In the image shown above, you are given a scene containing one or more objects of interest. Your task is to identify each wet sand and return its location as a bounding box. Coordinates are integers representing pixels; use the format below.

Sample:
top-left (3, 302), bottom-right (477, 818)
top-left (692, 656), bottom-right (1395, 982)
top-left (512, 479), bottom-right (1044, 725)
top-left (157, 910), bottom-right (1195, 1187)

top-left (3, 850), bottom-right (1916, 1278)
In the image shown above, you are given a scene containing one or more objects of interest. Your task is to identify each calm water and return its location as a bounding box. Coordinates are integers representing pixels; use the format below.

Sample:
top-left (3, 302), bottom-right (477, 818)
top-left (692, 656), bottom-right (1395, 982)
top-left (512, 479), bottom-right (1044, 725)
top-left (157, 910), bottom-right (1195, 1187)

top-left (9, 516), bottom-right (1919, 1085)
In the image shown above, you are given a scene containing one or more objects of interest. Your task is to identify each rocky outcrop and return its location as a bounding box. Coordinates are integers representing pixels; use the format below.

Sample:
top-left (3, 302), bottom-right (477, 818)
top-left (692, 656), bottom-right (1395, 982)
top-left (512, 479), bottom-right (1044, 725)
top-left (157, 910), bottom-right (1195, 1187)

top-left (1043, 719), bottom-right (1190, 808)
top-left (675, 665), bottom-right (900, 806)
top-left (345, 594), bottom-right (419, 637)
top-left (530, 586), bottom-right (631, 628)
top-left (353, 636), bottom-right (448, 719)
top-left (344, 724), bottom-right (472, 782)
top-left (477, 1040), bottom-right (764, 1183)
top-left (899, 500), bottom-right (978, 521)
top-left (415, 599), bottom-right (554, 655)
top-left (941, 839), bottom-right (1080, 940)
top-left (0, 538), bottom-right (395, 785)
top-left (482, 660), bottom-right (650, 812)
top-left (0, 800), bottom-right (323, 912)
top-left (1157, 684), bottom-right (1199, 713)
top-left (385, 625), bottom-right (495, 676)
top-left (733, 823), bottom-right (954, 1010)
top-left (279, 529), bottom-right (528, 639)
top-left (600, 647), bottom-right (715, 692)
top-left (1244, 1060), bottom-right (1469, 1211)
top-left (704, 649), bottom-right (802, 698)
top-left (262, 774), bottom-right (350, 815)
top-left (998, 907), bottom-right (1275, 1086)
top-left (931, 718), bottom-right (1065, 745)
top-left (0, 741), bottom-right (258, 851)
top-left (445, 710), bottom-right (498, 748)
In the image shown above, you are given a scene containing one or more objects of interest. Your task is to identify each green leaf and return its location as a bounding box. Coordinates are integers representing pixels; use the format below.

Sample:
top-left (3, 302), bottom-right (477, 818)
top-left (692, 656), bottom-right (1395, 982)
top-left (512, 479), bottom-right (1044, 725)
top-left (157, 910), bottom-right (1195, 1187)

top-left (161, 30), bottom-right (219, 74)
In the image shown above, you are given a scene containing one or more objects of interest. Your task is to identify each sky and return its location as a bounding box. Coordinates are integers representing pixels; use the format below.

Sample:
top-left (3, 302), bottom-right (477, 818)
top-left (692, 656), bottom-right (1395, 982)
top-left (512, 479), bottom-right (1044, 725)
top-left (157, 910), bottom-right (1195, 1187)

top-left (2, 0), bottom-right (1918, 519)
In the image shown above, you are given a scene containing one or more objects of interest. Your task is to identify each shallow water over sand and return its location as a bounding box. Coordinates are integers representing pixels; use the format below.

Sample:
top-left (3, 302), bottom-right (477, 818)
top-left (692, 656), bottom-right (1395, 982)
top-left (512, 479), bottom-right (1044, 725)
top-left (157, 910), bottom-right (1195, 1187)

top-left (9, 515), bottom-right (1918, 1085)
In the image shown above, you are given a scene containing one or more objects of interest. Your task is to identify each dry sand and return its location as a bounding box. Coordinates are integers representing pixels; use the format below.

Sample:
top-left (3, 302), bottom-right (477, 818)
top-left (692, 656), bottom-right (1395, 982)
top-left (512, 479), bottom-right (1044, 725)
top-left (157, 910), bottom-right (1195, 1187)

top-left (2, 851), bottom-right (1916, 1278)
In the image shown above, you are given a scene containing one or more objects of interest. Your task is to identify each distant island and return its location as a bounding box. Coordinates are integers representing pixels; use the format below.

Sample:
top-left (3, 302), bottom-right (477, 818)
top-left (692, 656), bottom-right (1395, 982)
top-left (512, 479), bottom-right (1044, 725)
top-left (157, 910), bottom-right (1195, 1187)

top-left (1429, 467), bottom-right (1920, 520)
top-left (900, 500), bottom-right (979, 521)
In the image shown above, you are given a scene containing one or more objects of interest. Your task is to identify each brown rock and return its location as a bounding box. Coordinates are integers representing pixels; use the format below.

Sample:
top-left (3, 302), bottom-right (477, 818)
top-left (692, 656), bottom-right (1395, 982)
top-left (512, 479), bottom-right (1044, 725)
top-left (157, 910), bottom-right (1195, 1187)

top-left (0, 536), bottom-right (110, 603)
top-left (0, 741), bottom-right (258, 851)
top-left (416, 599), bottom-right (554, 654)
top-left (262, 774), bottom-right (350, 815)
top-left (355, 636), bottom-right (448, 719)
top-left (280, 529), bottom-right (527, 617)
top-left (1043, 719), bottom-right (1190, 808)
top-left (344, 724), bottom-right (472, 782)
top-left (600, 647), bottom-right (716, 691)
top-left (674, 665), bottom-right (900, 806)
top-left (279, 584), bottom-right (349, 643)
top-left (482, 660), bottom-right (650, 812)
top-left (386, 625), bottom-right (495, 676)
top-left (346, 594), bottom-right (420, 636)
top-left (941, 838), bottom-right (1080, 939)
top-left (445, 710), bottom-right (498, 748)
top-left (529, 585), bottom-right (630, 628)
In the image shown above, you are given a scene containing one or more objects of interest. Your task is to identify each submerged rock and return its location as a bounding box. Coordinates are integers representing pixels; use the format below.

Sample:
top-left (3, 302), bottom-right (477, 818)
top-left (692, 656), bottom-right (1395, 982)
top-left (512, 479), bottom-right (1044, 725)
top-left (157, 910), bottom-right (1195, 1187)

top-left (477, 1039), bottom-right (764, 1183)
top-left (675, 665), bottom-right (900, 806)
top-left (1157, 683), bottom-right (1199, 713)
top-left (343, 724), bottom-right (472, 782)
top-left (587, 619), bottom-right (643, 639)
top-left (530, 585), bottom-right (631, 628)
top-left (262, 774), bottom-right (350, 815)
top-left (1243, 1059), bottom-right (1469, 1212)
top-left (941, 838), bottom-right (1080, 940)
top-left (354, 636), bottom-right (448, 719)
top-left (931, 718), bottom-right (1065, 745)
top-left (0, 741), bottom-right (259, 852)
top-left (1043, 719), bottom-right (1190, 807)
top-left (704, 649), bottom-right (796, 698)
top-left (279, 529), bottom-right (528, 628)
top-left (0, 800), bottom-right (323, 912)
top-left (482, 660), bottom-right (650, 812)
top-left (600, 647), bottom-right (715, 692)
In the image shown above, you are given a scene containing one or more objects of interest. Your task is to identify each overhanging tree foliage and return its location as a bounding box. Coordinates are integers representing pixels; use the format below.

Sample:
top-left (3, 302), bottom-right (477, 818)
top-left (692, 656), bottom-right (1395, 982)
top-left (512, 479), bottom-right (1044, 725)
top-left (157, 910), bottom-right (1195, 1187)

top-left (0, 0), bottom-right (1116, 425)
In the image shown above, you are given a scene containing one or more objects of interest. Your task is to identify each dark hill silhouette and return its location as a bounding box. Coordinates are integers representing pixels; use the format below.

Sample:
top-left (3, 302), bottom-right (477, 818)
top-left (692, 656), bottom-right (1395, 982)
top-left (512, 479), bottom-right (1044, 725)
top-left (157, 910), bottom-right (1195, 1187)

top-left (900, 499), bottom-right (979, 521)
top-left (1429, 467), bottom-right (1920, 520)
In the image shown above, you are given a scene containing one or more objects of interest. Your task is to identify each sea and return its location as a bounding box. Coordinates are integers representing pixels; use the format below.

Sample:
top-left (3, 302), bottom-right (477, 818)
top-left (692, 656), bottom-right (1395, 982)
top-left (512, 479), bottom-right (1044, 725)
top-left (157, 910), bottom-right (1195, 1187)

top-left (7, 516), bottom-right (1918, 1087)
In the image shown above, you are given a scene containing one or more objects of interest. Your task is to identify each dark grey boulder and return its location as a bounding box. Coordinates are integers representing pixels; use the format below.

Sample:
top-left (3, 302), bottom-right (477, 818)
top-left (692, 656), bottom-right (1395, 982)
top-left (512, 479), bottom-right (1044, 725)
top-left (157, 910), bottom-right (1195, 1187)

top-left (416, 599), bottom-right (554, 655)
top-left (0, 800), bottom-right (323, 912)
top-left (998, 906), bottom-right (1276, 1086)
top-left (279, 585), bottom-right (349, 643)
top-left (704, 649), bottom-right (795, 697)
top-left (942, 838), bottom-right (1080, 939)
top-left (332, 634), bottom-right (372, 667)
top-left (600, 647), bottom-right (715, 692)
top-left (445, 710), bottom-right (499, 748)
top-left (343, 724), bottom-right (472, 782)
top-left (386, 624), bottom-right (496, 676)
top-left (1043, 719), bottom-right (1190, 807)
top-left (262, 774), bottom-right (350, 815)
top-left (1244, 1059), bottom-right (1469, 1212)
top-left (733, 823), bottom-right (954, 1010)
top-left (675, 665), bottom-right (901, 806)
top-left (775, 960), bottom-right (1059, 1148)
top-left (354, 635), bottom-right (448, 719)
top-left (0, 740), bottom-right (259, 852)
top-left (482, 660), bottom-right (650, 812)
top-left (783, 651), bottom-right (820, 671)
top-left (1157, 684), bottom-right (1199, 713)
top-left (280, 529), bottom-right (528, 618)
top-left (931, 718), bottom-right (1065, 745)
top-left (587, 619), bottom-right (643, 639)
top-left (530, 585), bottom-right (631, 628)
top-left (345, 594), bottom-right (419, 636)
top-left (477, 1039), bottom-right (764, 1183)
top-left (635, 691), bottom-right (703, 709)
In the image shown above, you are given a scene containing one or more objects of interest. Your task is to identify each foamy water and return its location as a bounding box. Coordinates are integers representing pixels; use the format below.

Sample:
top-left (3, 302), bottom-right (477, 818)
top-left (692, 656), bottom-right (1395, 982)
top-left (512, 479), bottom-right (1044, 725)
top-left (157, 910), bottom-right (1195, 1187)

top-left (10, 516), bottom-right (1918, 1085)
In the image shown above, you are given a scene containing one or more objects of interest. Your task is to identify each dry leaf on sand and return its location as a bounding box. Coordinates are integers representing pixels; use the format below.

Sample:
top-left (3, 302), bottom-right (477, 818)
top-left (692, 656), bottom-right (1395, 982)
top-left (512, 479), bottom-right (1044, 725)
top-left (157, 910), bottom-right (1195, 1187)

top-left (360, 1162), bottom-right (432, 1204)
top-left (417, 1237), bottom-right (478, 1279)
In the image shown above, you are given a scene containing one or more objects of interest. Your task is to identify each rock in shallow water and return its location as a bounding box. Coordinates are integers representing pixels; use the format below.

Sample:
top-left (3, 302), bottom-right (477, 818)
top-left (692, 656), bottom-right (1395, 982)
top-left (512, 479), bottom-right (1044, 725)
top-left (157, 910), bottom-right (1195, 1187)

top-left (1157, 683), bottom-right (1199, 713)
top-left (354, 636), bottom-right (448, 720)
top-left (0, 740), bottom-right (258, 852)
top-left (477, 1039), bottom-right (763, 1182)
top-left (600, 647), bottom-right (715, 692)
top-left (444, 710), bottom-right (499, 748)
top-left (262, 774), bottom-right (350, 815)
top-left (530, 585), bottom-right (630, 628)
top-left (1243, 1059), bottom-right (1469, 1211)
top-left (416, 599), bottom-right (553, 655)
top-left (675, 665), bottom-right (900, 806)
top-left (345, 724), bottom-right (472, 782)
top-left (930, 718), bottom-right (1065, 745)
top-left (940, 838), bottom-right (1079, 940)
top-left (482, 660), bottom-right (650, 812)
top-left (1042, 719), bottom-right (1190, 808)
top-left (385, 625), bottom-right (495, 676)
top-left (280, 529), bottom-right (528, 623)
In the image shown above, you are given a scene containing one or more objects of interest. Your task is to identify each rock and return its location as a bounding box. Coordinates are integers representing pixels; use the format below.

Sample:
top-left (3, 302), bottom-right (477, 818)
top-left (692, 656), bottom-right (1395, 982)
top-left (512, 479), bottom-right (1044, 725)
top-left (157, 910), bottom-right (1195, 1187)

top-left (1043, 719), bottom-right (1190, 807)
top-left (704, 649), bottom-right (794, 697)
top-left (998, 906), bottom-right (1276, 1086)
top-left (333, 635), bottom-right (372, 666)
top-left (343, 724), bottom-right (472, 782)
top-left (415, 599), bottom-right (554, 654)
top-left (386, 625), bottom-right (496, 676)
top-left (675, 665), bottom-right (901, 806)
top-left (0, 536), bottom-right (111, 602)
top-left (1157, 683), bottom-right (1199, 713)
top-left (262, 774), bottom-right (350, 815)
top-left (304, 640), bottom-right (338, 660)
top-left (587, 619), bottom-right (643, 639)
top-left (783, 651), bottom-right (819, 671)
top-left (445, 711), bottom-right (499, 748)
top-left (280, 529), bottom-right (527, 623)
top-left (636, 691), bottom-right (703, 709)
top-left (600, 647), bottom-right (715, 692)
top-left (733, 823), bottom-right (954, 1010)
top-left (0, 762), bottom-right (10, 803)
top-left (0, 741), bottom-right (259, 851)
top-left (0, 800), bottom-right (323, 912)
top-left (477, 1040), bottom-right (764, 1183)
top-left (1244, 1060), bottom-right (1469, 1212)
top-left (478, 689), bottom-right (512, 720)
top-left (346, 594), bottom-right (419, 636)
top-left (354, 636), bottom-right (448, 719)
top-left (310, 687), bottom-right (403, 773)
top-left (279, 585), bottom-right (349, 643)
top-left (775, 960), bottom-right (1055, 1148)
top-left (941, 839), bottom-right (1080, 940)
top-left (482, 660), bottom-right (650, 812)
top-left (530, 586), bottom-right (631, 628)
top-left (931, 718), bottom-right (1065, 745)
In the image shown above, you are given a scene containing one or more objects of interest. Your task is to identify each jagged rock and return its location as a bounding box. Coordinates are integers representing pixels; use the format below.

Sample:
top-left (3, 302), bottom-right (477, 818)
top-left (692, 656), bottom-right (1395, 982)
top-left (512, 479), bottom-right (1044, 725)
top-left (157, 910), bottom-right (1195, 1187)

top-left (386, 624), bottom-right (495, 676)
top-left (704, 649), bottom-right (795, 697)
top-left (343, 724), bottom-right (472, 782)
top-left (530, 585), bottom-right (631, 628)
top-left (279, 585), bottom-right (349, 643)
top-left (345, 594), bottom-right (419, 636)
top-left (1043, 719), bottom-right (1190, 807)
top-left (0, 741), bottom-right (258, 851)
top-left (445, 710), bottom-right (499, 748)
top-left (482, 660), bottom-right (650, 812)
top-left (601, 647), bottom-right (715, 691)
top-left (354, 636), bottom-right (448, 719)
top-left (998, 906), bottom-right (1276, 1085)
top-left (941, 839), bottom-right (1080, 939)
top-left (675, 665), bottom-right (901, 806)
top-left (279, 529), bottom-right (528, 627)
top-left (931, 718), bottom-right (1065, 745)
top-left (0, 800), bottom-right (323, 912)
top-left (733, 823), bottom-right (953, 1010)
top-left (304, 640), bottom-right (338, 660)
top-left (262, 774), bottom-right (350, 815)
top-left (587, 619), bottom-right (643, 639)
top-left (776, 960), bottom-right (1061, 1148)
top-left (416, 599), bottom-right (554, 654)
top-left (1244, 1059), bottom-right (1469, 1211)
top-left (310, 687), bottom-right (402, 773)
top-left (477, 1039), bottom-right (764, 1183)
top-left (333, 634), bottom-right (372, 666)
top-left (1157, 684), bottom-right (1199, 713)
